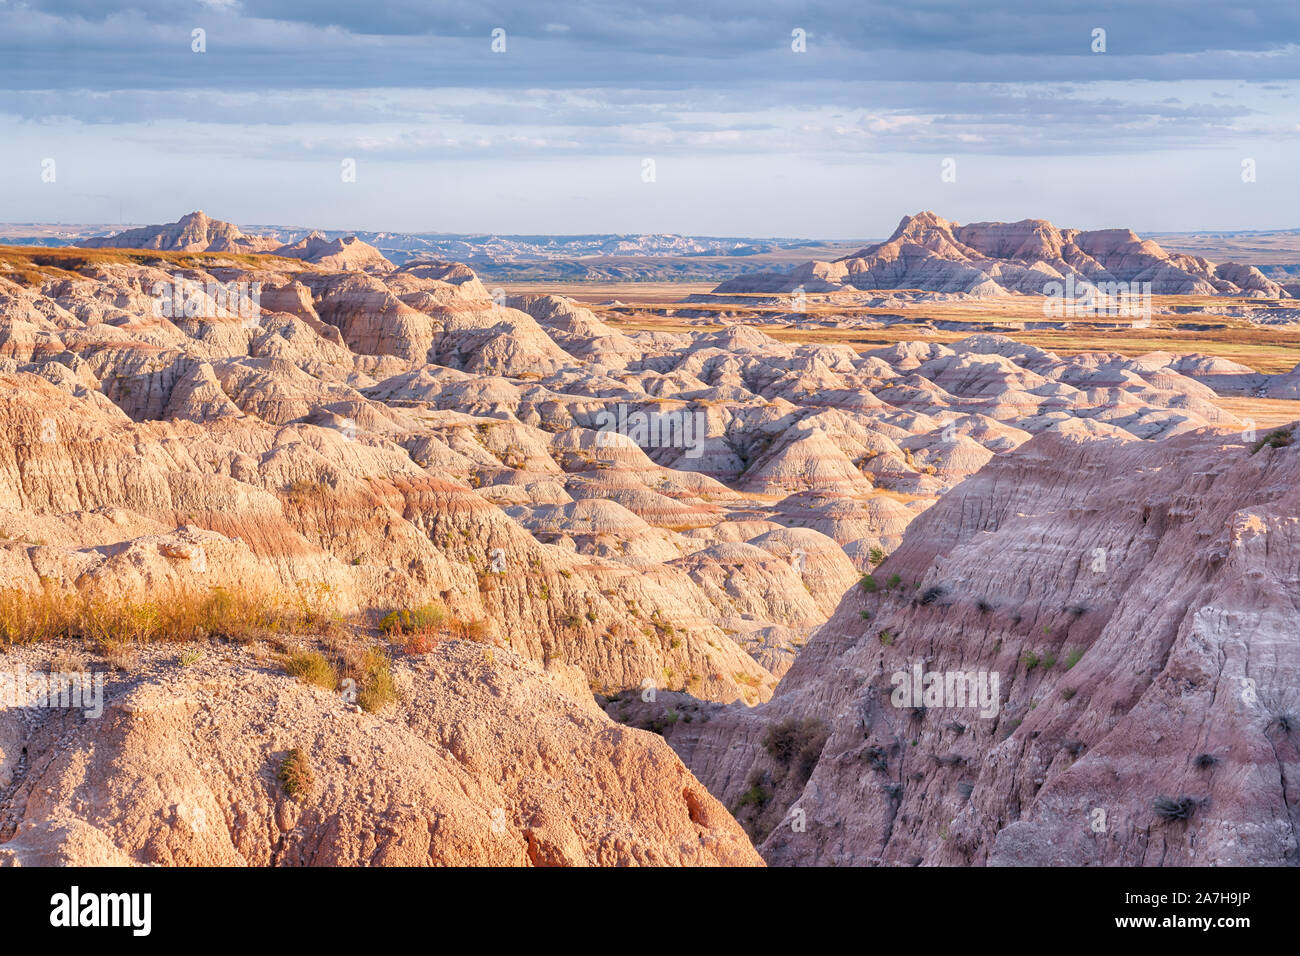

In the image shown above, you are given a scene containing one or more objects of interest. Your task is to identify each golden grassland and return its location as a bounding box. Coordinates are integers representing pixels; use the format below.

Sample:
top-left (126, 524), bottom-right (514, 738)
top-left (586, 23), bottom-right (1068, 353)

top-left (0, 582), bottom-right (486, 657)
top-left (1209, 397), bottom-right (1300, 428)
top-left (502, 280), bottom-right (718, 304)
top-left (0, 583), bottom-right (334, 649)
top-left (577, 289), bottom-right (1300, 374)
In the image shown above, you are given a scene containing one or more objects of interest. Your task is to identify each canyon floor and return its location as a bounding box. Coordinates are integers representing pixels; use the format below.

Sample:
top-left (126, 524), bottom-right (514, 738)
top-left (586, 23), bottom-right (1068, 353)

top-left (1, 218), bottom-right (1298, 866)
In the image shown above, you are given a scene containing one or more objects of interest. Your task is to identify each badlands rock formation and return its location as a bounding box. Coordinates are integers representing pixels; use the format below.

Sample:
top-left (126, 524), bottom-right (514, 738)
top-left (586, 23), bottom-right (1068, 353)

top-left (713, 211), bottom-right (1288, 298)
top-left (629, 419), bottom-right (1300, 866)
top-left (0, 219), bottom-right (1282, 866)
top-left (0, 238), bottom-right (1237, 699)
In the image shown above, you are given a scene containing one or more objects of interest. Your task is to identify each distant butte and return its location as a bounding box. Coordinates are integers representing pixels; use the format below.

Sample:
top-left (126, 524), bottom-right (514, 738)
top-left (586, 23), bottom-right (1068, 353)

top-left (711, 210), bottom-right (1288, 298)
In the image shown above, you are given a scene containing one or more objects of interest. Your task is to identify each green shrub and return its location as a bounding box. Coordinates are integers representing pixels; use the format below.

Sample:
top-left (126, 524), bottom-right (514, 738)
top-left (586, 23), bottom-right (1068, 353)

top-left (285, 650), bottom-right (337, 690)
top-left (378, 603), bottom-right (446, 635)
top-left (763, 717), bottom-right (829, 783)
top-left (1251, 428), bottom-right (1294, 454)
top-left (356, 648), bottom-right (396, 713)
top-left (278, 748), bottom-right (314, 801)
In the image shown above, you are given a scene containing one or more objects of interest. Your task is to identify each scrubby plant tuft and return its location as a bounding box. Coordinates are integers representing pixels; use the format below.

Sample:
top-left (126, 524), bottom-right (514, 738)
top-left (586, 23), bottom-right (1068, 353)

top-left (284, 650), bottom-right (337, 690)
top-left (1153, 795), bottom-right (1198, 821)
top-left (278, 748), bottom-right (314, 801)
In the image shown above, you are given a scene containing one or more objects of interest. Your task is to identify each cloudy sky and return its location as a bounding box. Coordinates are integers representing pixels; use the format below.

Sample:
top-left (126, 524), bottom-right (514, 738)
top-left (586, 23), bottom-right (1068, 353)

top-left (2, 0), bottom-right (1298, 236)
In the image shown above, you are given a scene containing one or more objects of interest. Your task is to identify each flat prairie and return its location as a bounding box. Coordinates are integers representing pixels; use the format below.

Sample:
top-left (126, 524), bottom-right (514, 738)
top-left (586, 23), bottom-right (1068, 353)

top-left (532, 283), bottom-right (1300, 374)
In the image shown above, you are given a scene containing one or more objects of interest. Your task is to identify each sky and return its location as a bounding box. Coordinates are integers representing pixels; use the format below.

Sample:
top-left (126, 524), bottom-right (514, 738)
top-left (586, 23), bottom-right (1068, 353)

top-left (1, 0), bottom-right (1299, 237)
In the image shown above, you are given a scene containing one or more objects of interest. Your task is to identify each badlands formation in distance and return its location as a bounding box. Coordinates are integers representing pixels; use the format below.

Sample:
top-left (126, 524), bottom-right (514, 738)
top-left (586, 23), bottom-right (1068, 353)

top-left (0, 209), bottom-right (1297, 866)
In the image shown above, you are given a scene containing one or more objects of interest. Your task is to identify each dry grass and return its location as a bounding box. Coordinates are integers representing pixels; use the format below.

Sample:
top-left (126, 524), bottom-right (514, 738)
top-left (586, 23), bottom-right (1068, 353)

top-left (596, 291), bottom-right (1300, 374)
top-left (353, 647), bottom-right (396, 713)
top-left (284, 650), bottom-right (338, 690)
top-left (1210, 397), bottom-right (1300, 429)
top-left (378, 601), bottom-right (490, 653)
top-left (284, 639), bottom-right (396, 712)
top-left (0, 244), bottom-right (304, 288)
top-left (0, 583), bottom-right (337, 651)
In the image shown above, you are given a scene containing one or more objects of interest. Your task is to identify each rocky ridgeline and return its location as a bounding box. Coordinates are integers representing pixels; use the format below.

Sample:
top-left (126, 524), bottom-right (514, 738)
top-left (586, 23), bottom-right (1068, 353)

top-left (712, 211), bottom-right (1288, 298)
top-left (0, 212), bottom-right (1284, 865)
top-left (77, 210), bottom-right (395, 273)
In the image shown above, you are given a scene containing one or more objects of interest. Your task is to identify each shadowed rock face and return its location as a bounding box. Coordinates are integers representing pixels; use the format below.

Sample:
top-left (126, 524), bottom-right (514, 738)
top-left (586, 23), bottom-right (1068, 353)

top-left (638, 418), bottom-right (1300, 866)
top-left (714, 211), bottom-right (1288, 298)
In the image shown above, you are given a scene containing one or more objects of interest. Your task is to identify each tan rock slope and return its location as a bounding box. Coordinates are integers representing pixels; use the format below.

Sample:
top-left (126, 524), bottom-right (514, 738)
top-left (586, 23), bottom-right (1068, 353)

top-left (0, 640), bottom-right (760, 866)
top-left (713, 211), bottom-right (1287, 298)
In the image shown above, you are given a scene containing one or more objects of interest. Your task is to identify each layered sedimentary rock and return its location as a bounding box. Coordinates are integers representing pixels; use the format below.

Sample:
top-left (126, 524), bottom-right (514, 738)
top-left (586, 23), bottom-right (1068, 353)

top-left (0, 237), bottom-right (1248, 707)
top-left (634, 418), bottom-right (1300, 866)
top-left (4, 223), bottom-right (1288, 867)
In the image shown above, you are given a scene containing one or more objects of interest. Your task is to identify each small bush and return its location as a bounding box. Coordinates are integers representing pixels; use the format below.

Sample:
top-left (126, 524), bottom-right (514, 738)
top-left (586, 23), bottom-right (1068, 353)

top-left (734, 782), bottom-right (771, 810)
top-left (886, 573), bottom-right (902, 589)
top-left (861, 745), bottom-right (888, 772)
top-left (284, 651), bottom-right (338, 690)
top-left (763, 717), bottom-right (829, 783)
top-left (355, 648), bottom-right (396, 713)
top-left (918, 586), bottom-right (944, 606)
top-left (1251, 428), bottom-right (1293, 454)
top-left (1063, 647), bottom-right (1084, 670)
top-left (869, 547), bottom-right (886, 566)
top-left (285, 478), bottom-right (329, 506)
top-left (278, 748), bottom-right (314, 801)
top-left (859, 574), bottom-right (878, 593)
top-left (1020, 651), bottom-right (1041, 670)
top-left (1153, 795), bottom-right (1198, 821)
top-left (378, 603), bottom-right (447, 635)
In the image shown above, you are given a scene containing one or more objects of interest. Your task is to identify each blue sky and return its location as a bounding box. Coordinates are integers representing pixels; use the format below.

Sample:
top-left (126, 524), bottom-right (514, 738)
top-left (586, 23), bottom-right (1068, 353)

top-left (2, 0), bottom-right (1298, 236)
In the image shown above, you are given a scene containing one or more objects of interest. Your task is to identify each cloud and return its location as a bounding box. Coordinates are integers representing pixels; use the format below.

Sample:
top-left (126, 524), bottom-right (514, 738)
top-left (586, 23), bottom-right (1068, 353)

top-left (2, 1), bottom-right (1298, 231)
